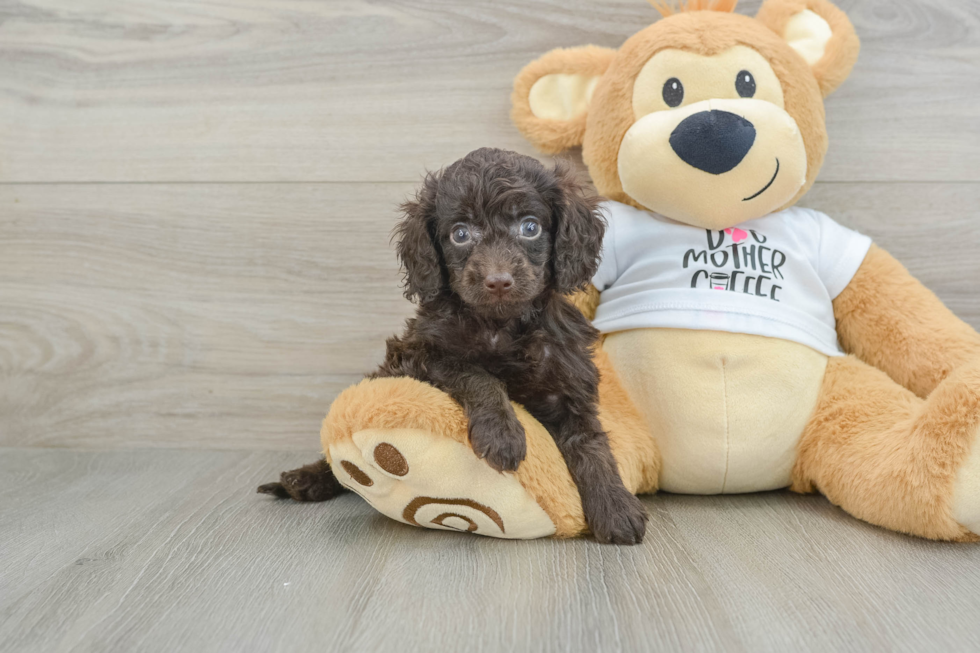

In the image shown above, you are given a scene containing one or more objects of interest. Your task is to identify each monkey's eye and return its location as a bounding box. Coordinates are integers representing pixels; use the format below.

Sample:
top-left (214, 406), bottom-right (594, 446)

top-left (662, 77), bottom-right (684, 107)
top-left (450, 224), bottom-right (472, 245)
top-left (519, 217), bottom-right (541, 240)
top-left (735, 70), bottom-right (756, 98)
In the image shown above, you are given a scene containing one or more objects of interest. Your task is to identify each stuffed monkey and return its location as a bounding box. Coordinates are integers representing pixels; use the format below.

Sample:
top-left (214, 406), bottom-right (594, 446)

top-left (315, 0), bottom-right (980, 541)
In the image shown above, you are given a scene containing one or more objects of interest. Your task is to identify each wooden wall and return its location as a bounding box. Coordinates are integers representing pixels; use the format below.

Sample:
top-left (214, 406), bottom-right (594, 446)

top-left (2, 0), bottom-right (979, 450)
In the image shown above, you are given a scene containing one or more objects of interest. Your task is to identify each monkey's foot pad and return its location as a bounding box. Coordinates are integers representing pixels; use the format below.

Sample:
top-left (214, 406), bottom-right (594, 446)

top-left (327, 428), bottom-right (556, 539)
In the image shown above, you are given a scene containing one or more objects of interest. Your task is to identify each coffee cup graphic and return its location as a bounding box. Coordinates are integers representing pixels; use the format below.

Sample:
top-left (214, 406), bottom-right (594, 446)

top-left (709, 272), bottom-right (730, 290)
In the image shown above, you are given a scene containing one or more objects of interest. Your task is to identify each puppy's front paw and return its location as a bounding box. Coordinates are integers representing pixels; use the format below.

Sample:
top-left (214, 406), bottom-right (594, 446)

top-left (468, 412), bottom-right (527, 473)
top-left (584, 486), bottom-right (648, 545)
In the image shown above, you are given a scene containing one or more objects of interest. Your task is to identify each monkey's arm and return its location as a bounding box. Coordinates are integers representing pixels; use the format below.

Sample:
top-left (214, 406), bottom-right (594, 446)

top-left (568, 284), bottom-right (601, 322)
top-left (833, 245), bottom-right (980, 398)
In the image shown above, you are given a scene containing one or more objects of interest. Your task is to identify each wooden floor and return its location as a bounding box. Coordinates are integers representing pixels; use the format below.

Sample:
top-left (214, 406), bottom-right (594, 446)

top-left (1, 0), bottom-right (979, 651)
top-left (4, 448), bottom-right (980, 653)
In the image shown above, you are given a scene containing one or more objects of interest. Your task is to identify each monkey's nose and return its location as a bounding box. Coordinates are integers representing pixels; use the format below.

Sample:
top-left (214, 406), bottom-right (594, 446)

top-left (484, 273), bottom-right (514, 296)
top-left (669, 110), bottom-right (756, 175)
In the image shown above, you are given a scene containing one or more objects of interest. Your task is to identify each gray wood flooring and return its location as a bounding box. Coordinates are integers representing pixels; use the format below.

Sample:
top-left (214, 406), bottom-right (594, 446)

top-left (3, 448), bottom-right (980, 653)
top-left (2, 0), bottom-right (980, 651)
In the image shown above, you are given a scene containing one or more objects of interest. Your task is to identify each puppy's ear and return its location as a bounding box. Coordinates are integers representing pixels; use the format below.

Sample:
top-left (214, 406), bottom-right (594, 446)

top-left (551, 164), bottom-right (605, 295)
top-left (395, 173), bottom-right (443, 303)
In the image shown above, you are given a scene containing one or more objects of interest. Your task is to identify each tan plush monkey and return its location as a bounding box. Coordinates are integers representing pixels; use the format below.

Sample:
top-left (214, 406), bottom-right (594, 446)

top-left (320, 0), bottom-right (980, 541)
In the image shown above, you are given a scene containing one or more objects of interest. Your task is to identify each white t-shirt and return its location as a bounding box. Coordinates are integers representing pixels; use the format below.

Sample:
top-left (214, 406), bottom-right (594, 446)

top-left (591, 201), bottom-right (872, 357)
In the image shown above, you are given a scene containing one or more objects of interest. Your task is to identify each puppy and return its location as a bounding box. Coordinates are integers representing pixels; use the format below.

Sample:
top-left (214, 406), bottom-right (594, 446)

top-left (259, 148), bottom-right (648, 544)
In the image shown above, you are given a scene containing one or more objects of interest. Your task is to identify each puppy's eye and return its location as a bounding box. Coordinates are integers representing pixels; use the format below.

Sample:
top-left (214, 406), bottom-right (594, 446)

top-left (450, 224), bottom-right (471, 245)
top-left (519, 217), bottom-right (541, 240)
top-left (662, 77), bottom-right (684, 107)
top-left (735, 70), bottom-right (756, 98)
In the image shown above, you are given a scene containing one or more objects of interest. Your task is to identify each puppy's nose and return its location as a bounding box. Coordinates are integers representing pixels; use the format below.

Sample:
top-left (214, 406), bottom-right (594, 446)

top-left (484, 273), bottom-right (514, 296)
top-left (669, 110), bottom-right (756, 175)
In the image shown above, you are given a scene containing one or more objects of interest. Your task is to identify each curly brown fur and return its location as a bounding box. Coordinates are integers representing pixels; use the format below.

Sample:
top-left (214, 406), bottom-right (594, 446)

top-left (261, 148), bottom-right (647, 544)
top-left (256, 458), bottom-right (346, 502)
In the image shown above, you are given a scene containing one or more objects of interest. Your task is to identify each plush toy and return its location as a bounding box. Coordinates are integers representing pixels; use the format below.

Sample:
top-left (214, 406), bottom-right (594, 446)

top-left (320, 0), bottom-right (980, 541)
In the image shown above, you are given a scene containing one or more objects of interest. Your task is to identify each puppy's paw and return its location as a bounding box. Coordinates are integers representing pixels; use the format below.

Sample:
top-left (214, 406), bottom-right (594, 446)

top-left (256, 460), bottom-right (346, 502)
top-left (256, 481), bottom-right (292, 499)
top-left (468, 412), bottom-right (527, 473)
top-left (584, 487), bottom-right (648, 545)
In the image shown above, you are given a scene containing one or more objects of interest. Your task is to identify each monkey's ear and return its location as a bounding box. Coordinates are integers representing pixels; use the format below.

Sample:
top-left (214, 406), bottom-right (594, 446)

top-left (756, 0), bottom-right (859, 97)
top-left (511, 46), bottom-right (617, 154)
top-left (395, 174), bottom-right (443, 303)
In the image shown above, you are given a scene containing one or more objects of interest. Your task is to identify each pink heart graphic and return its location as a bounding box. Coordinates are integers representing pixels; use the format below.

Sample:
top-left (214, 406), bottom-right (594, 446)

top-left (725, 227), bottom-right (749, 243)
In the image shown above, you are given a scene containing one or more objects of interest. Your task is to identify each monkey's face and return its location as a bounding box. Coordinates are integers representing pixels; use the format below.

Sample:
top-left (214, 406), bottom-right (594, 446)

top-left (574, 10), bottom-right (833, 231)
top-left (618, 45), bottom-right (809, 230)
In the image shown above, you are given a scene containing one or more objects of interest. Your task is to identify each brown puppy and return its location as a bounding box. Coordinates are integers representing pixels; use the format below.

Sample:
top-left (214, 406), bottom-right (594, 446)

top-left (259, 148), bottom-right (647, 544)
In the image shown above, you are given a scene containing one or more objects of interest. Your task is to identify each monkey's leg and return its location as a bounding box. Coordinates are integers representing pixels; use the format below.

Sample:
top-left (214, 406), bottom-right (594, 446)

top-left (792, 355), bottom-right (980, 540)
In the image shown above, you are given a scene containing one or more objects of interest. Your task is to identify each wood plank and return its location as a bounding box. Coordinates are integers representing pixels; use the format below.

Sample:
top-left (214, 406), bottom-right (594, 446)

top-left (0, 0), bottom-right (977, 183)
top-left (2, 181), bottom-right (978, 451)
top-left (665, 493), bottom-right (980, 651)
top-left (2, 447), bottom-right (980, 652)
top-left (0, 182), bottom-right (415, 450)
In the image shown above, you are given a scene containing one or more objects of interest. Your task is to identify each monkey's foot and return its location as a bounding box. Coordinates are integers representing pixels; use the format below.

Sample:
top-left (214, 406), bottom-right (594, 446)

top-left (327, 427), bottom-right (555, 538)
top-left (953, 422), bottom-right (980, 537)
top-left (321, 377), bottom-right (588, 539)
